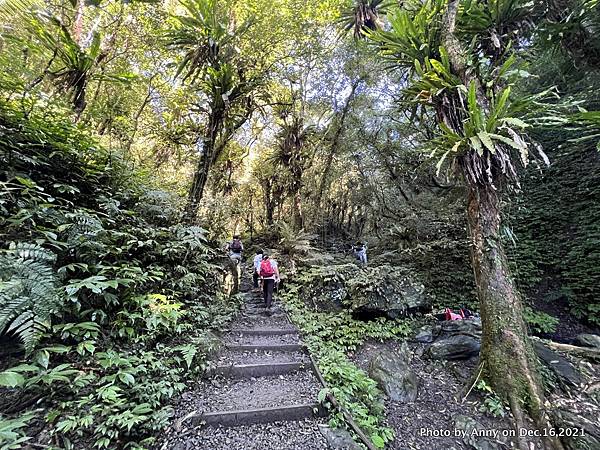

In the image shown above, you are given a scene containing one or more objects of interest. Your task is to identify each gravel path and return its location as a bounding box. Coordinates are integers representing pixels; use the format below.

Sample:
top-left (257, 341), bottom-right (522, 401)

top-left (160, 418), bottom-right (329, 450)
top-left (155, 276), bottom-right (328, 450)
top-left (224, 333), bottom-right (300, 345)
top-left (216, 349), bottom-right (309, 365)
top-left (232, 314), bottom-right (294, 329)
top-left (179, 371), bottom-right (321, 413)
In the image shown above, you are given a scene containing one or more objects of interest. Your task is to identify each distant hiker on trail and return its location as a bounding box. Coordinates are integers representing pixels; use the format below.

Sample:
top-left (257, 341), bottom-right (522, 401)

top-left (226, 235), bottom-right (244, 262)
top-left (353, 241), bottom-right (367, 266)
top-left (259, 253), bottom-right (279, 309)
top-left (253, 248), bottom-right (263, 290)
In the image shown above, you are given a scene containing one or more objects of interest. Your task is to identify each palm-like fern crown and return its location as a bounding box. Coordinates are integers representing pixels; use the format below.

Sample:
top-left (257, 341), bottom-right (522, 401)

top-left (0, 243), bottom-right (63, 352)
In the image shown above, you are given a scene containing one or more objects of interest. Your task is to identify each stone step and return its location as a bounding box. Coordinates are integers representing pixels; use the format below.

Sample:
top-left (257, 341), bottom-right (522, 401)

top-left (226, 343), bottom-right (303, 352)
top-left (211, 361), bottom-right (309, 378)
top-left (184, 403), bottom-right (326, 428)
top-left (243, 306), bottom-right (283, 313)
top-left (241, 311), bottom-right (286, 318)
top-left (229, 328), bottom-right (298, 336)
top-left (215, 348), bottom-right (310, 366)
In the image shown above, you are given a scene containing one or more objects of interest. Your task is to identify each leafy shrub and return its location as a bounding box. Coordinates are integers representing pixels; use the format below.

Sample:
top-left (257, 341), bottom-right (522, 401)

top-left (0, 98), bottom-right (238, 448)
top-left (522, 306), bottom-right (559, 334)
top-left (476, 380), bottom-right (507, 418)
top-left (0, 411), bottom-right (36, 449)
top-left (282, 286), bottom-right (412, 448)
top-left (277, 221), bottom-right (316, 258)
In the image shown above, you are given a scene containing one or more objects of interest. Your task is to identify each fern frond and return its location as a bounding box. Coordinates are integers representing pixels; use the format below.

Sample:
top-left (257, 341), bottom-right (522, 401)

top-left (0, 242), bottom-right (63, 352)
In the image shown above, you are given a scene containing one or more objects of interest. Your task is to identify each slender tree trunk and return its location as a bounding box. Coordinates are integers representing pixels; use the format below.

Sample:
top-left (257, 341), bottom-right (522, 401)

top-left (292, 190), bottom-right (303, 230)
top-left (263, 183), bottom-right (275, 226)
top-left (125, 85), bottom-right (153, 153)
top-left (466, 183), bottom-right (563, 450)
top-left (314, 79), bottom-right (361, 213)
top-left (184, 148), bottom-right (212, 222)
top-left (184, 109), bottom-right (223, 222)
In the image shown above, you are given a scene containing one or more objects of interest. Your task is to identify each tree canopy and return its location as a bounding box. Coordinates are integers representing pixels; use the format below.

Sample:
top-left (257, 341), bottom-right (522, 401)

top-left (1, 0), bottom-right (600, 449)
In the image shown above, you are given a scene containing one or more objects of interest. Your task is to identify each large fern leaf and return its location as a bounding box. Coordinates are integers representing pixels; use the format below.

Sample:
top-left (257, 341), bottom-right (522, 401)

top-left (0, 243), bottom-right (62, 352)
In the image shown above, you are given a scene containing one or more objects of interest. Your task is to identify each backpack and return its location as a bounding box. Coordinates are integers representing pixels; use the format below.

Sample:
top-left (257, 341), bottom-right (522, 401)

top-left (230, 239), bottom-right (242, 252)
top-left (260, 260), bottom-right (274, 277)
top-left (444, 308), bottom-right (463, 321)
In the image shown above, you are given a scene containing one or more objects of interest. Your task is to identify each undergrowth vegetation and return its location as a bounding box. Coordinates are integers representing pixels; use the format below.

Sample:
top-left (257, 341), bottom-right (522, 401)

top-left (0, 99), bottom-right (239, 449)
top-left (281, 280), bottom-right (413, 449)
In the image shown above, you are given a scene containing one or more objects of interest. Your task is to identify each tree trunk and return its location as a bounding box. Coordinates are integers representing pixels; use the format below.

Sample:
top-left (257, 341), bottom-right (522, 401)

top-left (184, 149), bottom-right (211, 222)
top-left (292, 190), bottom-right (303, 230)
top-left (440, 3), bottom-right (562, 447)
top-left (466, 183), bottom-right (563, 450)
top-left (264, 184), bottom-right (275, 226)
top-left (184, 109), bottom-right (223, 222)
top-left (314, 79), bottom-right (361, 213)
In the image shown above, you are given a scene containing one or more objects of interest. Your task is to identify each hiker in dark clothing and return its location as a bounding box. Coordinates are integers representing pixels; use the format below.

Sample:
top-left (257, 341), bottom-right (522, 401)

top-left (226, 235), bottom-right (244, 261)
top-left (259, 253), bottom-right (279, 308)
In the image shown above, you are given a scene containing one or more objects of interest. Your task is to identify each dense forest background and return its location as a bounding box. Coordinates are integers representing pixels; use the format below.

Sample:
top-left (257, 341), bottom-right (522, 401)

top-left (1, 0), bottom-right (599, 449)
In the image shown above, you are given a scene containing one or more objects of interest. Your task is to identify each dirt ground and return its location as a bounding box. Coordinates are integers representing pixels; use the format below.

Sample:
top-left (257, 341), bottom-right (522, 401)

top-left (351, 340), bottom-right (517, 450)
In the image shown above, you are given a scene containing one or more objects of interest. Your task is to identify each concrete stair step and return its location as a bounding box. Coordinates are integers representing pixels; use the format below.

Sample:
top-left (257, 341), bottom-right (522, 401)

top-left (183, 403), bottom-right (326, 428)
top-left (241, 311), bottom-right (286, 318)
top-left (226, 343), bottom-right (303, 352)
top-left (211, 361), bottom-right (309, 378)
top-left (229, 328), bottom-right (298, 336)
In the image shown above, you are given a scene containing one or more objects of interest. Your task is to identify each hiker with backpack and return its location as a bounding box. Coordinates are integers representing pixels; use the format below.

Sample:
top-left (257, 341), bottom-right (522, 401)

top-left (259, 253), bottom-right (279, 309)
top-left (353, 241), bottom-right (367, 266)
top-left (252, 248), bottom-right (263, 290)
top-left (226, 235), bottom-right (244, 262)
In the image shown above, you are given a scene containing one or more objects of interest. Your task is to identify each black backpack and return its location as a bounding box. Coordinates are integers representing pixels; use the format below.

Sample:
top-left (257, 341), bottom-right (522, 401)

top-left (231, 239), bottom-right (242, 252)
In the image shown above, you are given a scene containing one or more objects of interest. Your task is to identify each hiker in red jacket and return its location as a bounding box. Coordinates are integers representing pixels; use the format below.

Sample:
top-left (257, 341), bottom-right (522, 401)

top-left (259, 253), bottom-right (280, 309)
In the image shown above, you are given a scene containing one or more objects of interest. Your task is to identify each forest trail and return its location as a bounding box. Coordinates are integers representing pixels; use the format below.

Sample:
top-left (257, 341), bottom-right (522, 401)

top-left (157, 266), bottom-right (330, 450)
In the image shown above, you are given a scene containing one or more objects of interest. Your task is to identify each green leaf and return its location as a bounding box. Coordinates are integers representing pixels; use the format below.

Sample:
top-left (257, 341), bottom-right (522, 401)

top-left (14, 176), bottom-right (37, 189)
top-left (469, 135), bottom-right (483, 155)
top-left (371, 434), bottom-right (385, 448)
top-left (118, 372), bottom-right (135, 385)
top-left (430, 59), bottom-right (448, 77)
top-left (494, 86), bottom-right (511, 118)
top-left (0, 370), bottom-right (25, 387)
top-left (317, 388), bottom-right (329, 403)
top-left (477, 131), bottom-right (496, 153)
top-left (502, 117), bottom-right (529, 128)
top-left (132, 403), bottom-right (152, 415)
top-left (414, 59), bottom-right (423, 76)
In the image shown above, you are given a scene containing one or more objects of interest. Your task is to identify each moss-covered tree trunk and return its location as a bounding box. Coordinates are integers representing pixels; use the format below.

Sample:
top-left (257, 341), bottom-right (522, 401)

top-left (184, 109), bottom-right (224, 222)
top-left (466, 183), bottom-right (563, 450)
top-left (184, 151), bottom-right (211, 222)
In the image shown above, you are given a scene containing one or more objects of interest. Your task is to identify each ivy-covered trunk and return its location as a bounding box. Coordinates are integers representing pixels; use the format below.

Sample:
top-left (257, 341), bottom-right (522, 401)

top-left (292, 190), bottom-right (303, 230)
top-left (466, 183), bottom-right (563, 450)
top-left (184, 150), bottom-right (211, 222)
top-left (184, 109), bottom-right (224, 222)
top-left (264, 187), bottom-right (275, 226)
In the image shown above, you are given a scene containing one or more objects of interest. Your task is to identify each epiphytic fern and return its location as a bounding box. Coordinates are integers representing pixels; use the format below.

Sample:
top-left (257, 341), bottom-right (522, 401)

top-left (0, 242), bottom-right (62, 352)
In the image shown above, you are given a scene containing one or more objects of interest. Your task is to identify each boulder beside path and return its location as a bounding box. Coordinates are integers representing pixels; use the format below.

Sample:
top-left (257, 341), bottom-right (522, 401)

top-left (369, 346), bottom-right (418, 402)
